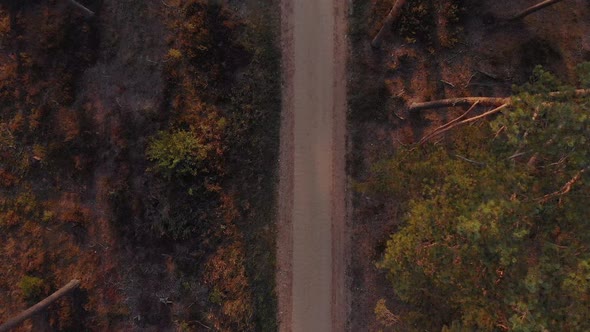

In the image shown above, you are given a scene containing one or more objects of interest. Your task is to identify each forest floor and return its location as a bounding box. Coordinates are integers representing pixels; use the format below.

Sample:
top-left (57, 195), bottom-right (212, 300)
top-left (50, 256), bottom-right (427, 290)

top-left (349, 0), bottom-right (590, 330)
top-left (0, 0), bottom-right (281, 330)
top-left (277, 0), bottom-right (348, 330)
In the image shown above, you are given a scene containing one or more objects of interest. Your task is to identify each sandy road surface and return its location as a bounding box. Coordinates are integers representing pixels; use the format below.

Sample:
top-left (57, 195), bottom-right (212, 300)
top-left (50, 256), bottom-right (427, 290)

top-left (277, 0), bottom-right (348, 330)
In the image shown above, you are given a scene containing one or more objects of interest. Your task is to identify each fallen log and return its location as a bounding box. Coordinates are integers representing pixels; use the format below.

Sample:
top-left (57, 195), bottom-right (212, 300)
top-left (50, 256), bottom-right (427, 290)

top-left (409, 97), bottom-right (509, 112)
top-left (409, 89), bottom-right (590, 112)
top-left (0, 280), bottom-right (81, 332)
top-left (371, 0), bottom-right (408, 48)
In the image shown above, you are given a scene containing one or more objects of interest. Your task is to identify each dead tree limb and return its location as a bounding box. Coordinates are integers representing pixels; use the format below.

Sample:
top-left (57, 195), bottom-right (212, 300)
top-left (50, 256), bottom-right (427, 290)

top-left (419, 102), bottom-right (480, 144)
top-left (410, 97), bottom-right (510, 112)
top-left (510, 0), bottom-right (568, 21)
top-left (66, 0), bottom-right (95, 17)
top-left (0, 280), bottom-right (80, 332)
top-left (455, 103), bottom-right (510, 124)
top-left (371, 0), bottom-right (408, 48)
top-left (538, 166), bottom-right (589, 203)
top-left (419, 103), bottom-right (510, 144)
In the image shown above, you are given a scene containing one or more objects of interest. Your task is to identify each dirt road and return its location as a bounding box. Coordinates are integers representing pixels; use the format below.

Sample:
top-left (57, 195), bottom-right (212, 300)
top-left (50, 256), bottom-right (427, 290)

top-left (277, 0), bottom-right (348, 330)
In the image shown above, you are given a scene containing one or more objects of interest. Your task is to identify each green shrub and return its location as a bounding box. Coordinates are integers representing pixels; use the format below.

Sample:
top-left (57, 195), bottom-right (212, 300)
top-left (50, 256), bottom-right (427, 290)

top-left (19, 275), bottom-right (45, 302)
top-left (146, 130), bottom-right (215, 179)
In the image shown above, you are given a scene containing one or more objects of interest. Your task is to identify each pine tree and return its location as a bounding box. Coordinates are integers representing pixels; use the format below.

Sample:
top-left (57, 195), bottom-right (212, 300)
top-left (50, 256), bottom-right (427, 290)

top-left (364, 63), bottom-right (590, 331)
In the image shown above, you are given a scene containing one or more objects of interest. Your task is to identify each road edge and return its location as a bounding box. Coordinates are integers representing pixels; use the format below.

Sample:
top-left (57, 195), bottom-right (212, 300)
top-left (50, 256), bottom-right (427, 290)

top-left (277, 0), bottom-right (294, 330)
top-left (331, 0), bottom-right (350, 330)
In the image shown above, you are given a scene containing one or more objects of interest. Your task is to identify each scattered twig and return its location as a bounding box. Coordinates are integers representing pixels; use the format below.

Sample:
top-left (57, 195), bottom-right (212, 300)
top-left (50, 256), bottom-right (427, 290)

top-left (494, 125), bottom-right (506, 138)
top-left (195, 320), bottom-right (211, 330)
top-left (393, 110), bottom-right (405, 120)
top-left (66, 0), bottom-right (95, 17)
top-left (454, 154), bottom-right (487, 167)
top-left (440, 80), bottom-right (455, 88)
top-left (507, 151), bottom-right (530, 160)
top-left (464, 73), bottom-right (477, 88)
top-left (477, 69), bottom-right (499, 80)
top-left (146, 57), bottom-right (159, 64)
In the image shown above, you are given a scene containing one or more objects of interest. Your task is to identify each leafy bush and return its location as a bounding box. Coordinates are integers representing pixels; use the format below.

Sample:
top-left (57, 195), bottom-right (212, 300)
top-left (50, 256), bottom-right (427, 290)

top-left (146, 130), bottom-right (216, 179)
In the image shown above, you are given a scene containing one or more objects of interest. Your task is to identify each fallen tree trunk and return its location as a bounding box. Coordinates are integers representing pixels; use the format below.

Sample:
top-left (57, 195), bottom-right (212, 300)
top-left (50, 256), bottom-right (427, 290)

top-left (371, 0), bottom-right (408, 48)
top-left (409, 97), bottom-right (510, 112)
top-left (0, 280), bottom-right (80, 332)
top-left (510, 0), bottom-right (568, 21)
top-left (410, 89), bottom-right (590, 112)
top-left (67, 0), bottom-right (95, 17)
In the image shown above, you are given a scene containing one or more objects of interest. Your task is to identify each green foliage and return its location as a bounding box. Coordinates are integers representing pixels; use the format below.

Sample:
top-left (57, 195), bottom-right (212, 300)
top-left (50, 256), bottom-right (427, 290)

top-left (395, 0), bottom-right (464, 46)
top-left (19, 275), bottom-right (45, 302)
top-left (146, 130), bottom-right (217, 179)
top-left (577, 62), bottom-right (590, 88)
top-left (365, 64), bottom-right (590, 331)
top-left (398, 0), bottom-right (435, 44)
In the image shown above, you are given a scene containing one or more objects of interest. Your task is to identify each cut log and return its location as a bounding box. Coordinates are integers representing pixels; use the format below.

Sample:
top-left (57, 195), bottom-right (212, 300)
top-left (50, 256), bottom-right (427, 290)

top-left (371, 0), bottom-right (408, 48)
top-left (0, 280), bottom-right (80, 332)
top-left (510, 0), bottom-right (568, 21)
top-left (67, 0), bottom-right (95, 17)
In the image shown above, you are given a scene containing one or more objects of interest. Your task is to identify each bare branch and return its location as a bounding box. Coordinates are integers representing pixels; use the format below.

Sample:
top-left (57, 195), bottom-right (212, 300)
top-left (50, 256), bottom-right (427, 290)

top-left (538, 167), bottom-right (589, 203)
top-left (419, 103), bottom-right (510, 144)
top-left (419, 102), bottom-right (479, 144)
top-left (455, 103), bottom-right (510, 124)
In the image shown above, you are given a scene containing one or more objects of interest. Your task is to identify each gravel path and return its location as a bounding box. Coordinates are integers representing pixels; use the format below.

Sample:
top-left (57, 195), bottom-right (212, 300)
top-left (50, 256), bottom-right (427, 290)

top-left (277, 0), bottom-right (348, 330)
